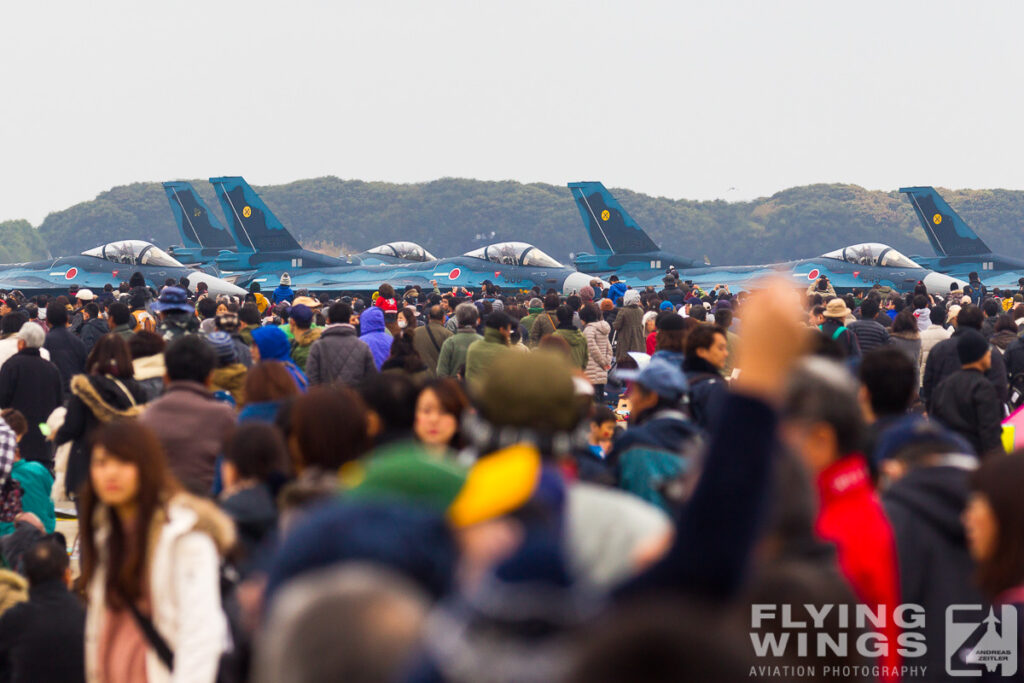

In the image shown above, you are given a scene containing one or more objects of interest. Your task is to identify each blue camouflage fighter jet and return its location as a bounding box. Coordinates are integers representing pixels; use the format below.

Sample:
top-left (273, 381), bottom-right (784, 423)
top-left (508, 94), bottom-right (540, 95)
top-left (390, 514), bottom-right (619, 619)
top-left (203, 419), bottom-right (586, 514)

top-left (167, 177), bottom-right (599, 294)
top-left (568, 181), bottom-right (964, 294)
top-left (0, 240), bottom-right (246, 296)
top-left (900, 186), bottom-right (1024, 288)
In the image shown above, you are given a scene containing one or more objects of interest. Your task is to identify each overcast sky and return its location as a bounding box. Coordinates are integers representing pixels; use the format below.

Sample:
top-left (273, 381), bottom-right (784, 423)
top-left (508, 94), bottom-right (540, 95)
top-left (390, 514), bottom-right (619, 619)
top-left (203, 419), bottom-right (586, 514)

top-left (1, 0), bottom-right (1022, 224)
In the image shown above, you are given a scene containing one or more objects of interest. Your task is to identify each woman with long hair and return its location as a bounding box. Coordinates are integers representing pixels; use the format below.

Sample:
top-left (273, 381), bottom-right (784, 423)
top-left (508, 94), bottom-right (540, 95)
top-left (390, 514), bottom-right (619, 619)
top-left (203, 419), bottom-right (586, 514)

top-left (56, 334), bottom-right (148, 501)
top-left (81, 419), bottom-right (235, 682)
top-left (238, 362), bottom-right (301, 424)
top-left (381, 331), bottom-right (430, 383)
top-left (414, 378), bottom-right (469, 454)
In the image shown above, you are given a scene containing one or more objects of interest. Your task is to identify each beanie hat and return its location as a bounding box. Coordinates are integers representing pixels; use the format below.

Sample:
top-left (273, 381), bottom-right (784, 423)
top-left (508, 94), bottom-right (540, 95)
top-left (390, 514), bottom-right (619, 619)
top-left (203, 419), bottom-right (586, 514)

top-left (579, 286), bottom-right (595, 301)
top-left (341, 443), bottom-right (468, 512)
top-left (529, 298), bottom-right (543, 309)
top-left (206, 331), bottom-right (238, 365)
top-left (474, 351), bottom-right (580, 433)
top-left (622, 289), bottom-right (641, 306)
top-left (251, 326), bottom-right (291, 362)
top-left (659, 300), bottom-right (674, 311)
top-left (956, 329), bottom-right (990, 365)
top-left (599, 298), bottom-right (615, 312)
top-left (280, 273), bottom-right (292, 286)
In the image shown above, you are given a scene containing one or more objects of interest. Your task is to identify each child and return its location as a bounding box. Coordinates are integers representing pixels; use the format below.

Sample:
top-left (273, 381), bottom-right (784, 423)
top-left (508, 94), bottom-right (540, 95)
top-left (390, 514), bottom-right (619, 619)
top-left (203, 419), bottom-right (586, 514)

top-left (0, 410), bottom-right (55, 535)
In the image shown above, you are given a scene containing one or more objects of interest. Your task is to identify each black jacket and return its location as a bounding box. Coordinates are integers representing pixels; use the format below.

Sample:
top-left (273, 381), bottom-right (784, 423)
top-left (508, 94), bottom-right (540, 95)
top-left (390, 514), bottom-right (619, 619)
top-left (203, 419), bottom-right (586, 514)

top-left (847, 318), bottom-right (890, 353)
top-left (922, 329), bottom-right (1008, 406)
top-left (683, 355), bottom-right (728, 432)
top-left (930, 369), bottom-right (1004, 458)
top-left (1005, 337), bottom-right (1024, 380)
top-left (77, 317), bottom-right (109, 354)
top-left (883, 465), bottom-right (983, 682)
top-left (0, 580), bottom-right (85, 683)
top-left (0, 349), bottom-right (63, 466)
top-left (42, 327), bottom-right (86, 393)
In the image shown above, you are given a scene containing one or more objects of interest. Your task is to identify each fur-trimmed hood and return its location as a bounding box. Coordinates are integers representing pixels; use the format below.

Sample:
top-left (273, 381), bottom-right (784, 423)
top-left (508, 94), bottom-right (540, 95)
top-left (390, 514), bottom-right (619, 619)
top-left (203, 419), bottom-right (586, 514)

top-left (132, 354), bottom-right (165, 382)
top-left (70, 374), bottom-right (146, 422)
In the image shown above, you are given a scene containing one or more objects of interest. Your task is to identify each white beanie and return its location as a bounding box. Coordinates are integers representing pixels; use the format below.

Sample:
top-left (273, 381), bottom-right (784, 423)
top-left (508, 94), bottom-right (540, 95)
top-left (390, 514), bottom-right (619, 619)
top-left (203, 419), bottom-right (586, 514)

top-left (622, 289), bottom-right (641, 306)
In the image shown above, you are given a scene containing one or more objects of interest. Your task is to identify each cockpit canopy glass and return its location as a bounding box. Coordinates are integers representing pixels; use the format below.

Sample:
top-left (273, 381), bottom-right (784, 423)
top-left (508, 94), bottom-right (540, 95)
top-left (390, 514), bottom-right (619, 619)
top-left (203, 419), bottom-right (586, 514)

top-left (82, 240), bottom-right (184, 268)
top-left (463, 242), bottom-right (563, 268)
top-left (822, 243), bottom-right (920, 269)
top-left (365, 241), bottom-right (437, 262)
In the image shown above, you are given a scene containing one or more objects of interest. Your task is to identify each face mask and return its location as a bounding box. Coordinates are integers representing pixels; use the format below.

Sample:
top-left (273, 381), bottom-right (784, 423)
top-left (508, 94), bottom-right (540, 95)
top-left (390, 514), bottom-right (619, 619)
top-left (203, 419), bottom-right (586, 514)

top-left (398, 319), bottom-right (408, 329)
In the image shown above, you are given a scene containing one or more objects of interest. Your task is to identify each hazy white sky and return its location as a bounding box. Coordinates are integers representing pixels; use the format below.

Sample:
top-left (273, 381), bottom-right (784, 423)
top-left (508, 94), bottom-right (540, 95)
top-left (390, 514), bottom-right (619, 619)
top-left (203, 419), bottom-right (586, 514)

top-left (2, 0), bottom-right (1023, 224)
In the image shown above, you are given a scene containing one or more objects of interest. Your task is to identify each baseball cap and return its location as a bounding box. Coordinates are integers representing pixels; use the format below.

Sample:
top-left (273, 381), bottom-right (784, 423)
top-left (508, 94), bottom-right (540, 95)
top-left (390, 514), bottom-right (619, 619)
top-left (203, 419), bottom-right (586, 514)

top-left (76, 289), bottom-right (96, 301)
top-left (290, 304), bottom-right (314, 327)
top-left (612, 357), bottom-right (689, 400)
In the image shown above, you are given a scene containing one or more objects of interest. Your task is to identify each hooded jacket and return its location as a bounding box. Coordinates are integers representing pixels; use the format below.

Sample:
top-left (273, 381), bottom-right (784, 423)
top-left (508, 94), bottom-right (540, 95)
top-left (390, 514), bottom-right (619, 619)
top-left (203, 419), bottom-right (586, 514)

top-left (528, 310), bottom-right (557, 347)
top-left (608, 407), bottom-right (700, 512)
top-left (465, 328), bottom-right (511, 389)
top-left (612, 304), bottom-right (645, 360)
top-left (930, 369), bottom-right (1004, 458)
top-left (252, 326), bottom-right (308, 391)
top-left (553, 327), bottom-right (588, 370)
top-left (289, 327), bottom-right (322, 373)
top-left (132, 353), bottom-right (166, 403)
top-left (79, 317), bottom-right (110, 354)
top-left (272, 284), bottom-right (294, 304)
top-left (583, 320), bottom-right (612, 385)
top-left (156, 311), bottom-right (200, 343)
top-left (84, 493), bottom-right (235, 683)
top-left (436, 327), bottom-right (482, 378)
top-left (306, 324), bottom-right (377, 386)
top-left (359, 307), bottom-right (393, 370)
top-left (211, 363), bottom-right (248, 406)
top-left (56, 374), bottom-right (147, 497)
top-left (922, 328), bottom-right (1008, 405)
top-left (883, 464), bottom-right (982, 679)
top-left (683, 355), bottom-right (728, 432)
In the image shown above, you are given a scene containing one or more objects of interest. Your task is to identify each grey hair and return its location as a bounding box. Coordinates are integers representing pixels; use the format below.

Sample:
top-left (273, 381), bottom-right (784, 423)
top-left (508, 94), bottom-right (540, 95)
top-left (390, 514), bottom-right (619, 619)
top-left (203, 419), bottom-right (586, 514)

top-left (781, 357), bottom-right (864, 456)
top-left (16, 324), bottom-right (44, 349)
top-left (454, 302), bottom-right (479, 327)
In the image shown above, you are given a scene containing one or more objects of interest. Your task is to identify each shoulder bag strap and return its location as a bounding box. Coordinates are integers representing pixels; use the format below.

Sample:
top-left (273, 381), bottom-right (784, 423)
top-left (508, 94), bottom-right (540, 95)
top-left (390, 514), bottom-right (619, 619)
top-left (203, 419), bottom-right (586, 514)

top-left (425, 322), bottom-right (442, 352)
top-left (108, 377), bottom-right (138, 407)
top-left (127, 601), bottom-right (175, 670)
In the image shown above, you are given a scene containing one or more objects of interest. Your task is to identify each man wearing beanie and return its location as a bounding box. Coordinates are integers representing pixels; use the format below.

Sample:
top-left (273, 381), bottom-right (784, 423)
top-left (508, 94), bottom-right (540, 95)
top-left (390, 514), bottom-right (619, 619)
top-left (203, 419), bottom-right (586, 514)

top-left (929, 329), bottom-right (1003, 458)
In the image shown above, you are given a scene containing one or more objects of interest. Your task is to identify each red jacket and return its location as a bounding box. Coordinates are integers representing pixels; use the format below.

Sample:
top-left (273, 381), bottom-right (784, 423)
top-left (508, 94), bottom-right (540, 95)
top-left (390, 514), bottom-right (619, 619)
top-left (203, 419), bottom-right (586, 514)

top-left (374, 297), bottom-right (398, 313)
top-left (816, 455), bottom-right (902, 680)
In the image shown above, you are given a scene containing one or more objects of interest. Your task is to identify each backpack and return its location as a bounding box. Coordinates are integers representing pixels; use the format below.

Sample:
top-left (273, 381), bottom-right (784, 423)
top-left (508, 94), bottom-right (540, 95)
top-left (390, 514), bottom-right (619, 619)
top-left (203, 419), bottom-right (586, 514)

top-left (132, 309), bottom-right (156, 333)
top-left (1006, 373), bottom-right (1024, 417)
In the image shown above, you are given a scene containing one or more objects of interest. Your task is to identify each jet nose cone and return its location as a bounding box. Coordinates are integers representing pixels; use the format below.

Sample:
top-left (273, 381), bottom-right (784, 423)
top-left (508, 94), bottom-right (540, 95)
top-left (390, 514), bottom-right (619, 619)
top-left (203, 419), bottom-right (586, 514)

top-left (187, 271), bottom-right (246, 297)
top-left (562, 271), bottom-right (606, 295)
top-left (923, 271), bottom-right (967, 295)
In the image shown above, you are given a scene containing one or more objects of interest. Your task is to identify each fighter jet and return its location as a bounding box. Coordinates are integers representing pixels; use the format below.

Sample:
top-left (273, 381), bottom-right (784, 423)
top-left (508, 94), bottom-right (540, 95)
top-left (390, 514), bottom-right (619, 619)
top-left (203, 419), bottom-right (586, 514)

top-left (164, 178), bottom-right (597, 294)
top-left (164, 179), bottom-right (438, 271)
top-left (900, 186), bottom-right (1024, 287)
top-left (0, 240), bottom-right (246, 297)
top-left (567, 181), bottom-right (964, 294)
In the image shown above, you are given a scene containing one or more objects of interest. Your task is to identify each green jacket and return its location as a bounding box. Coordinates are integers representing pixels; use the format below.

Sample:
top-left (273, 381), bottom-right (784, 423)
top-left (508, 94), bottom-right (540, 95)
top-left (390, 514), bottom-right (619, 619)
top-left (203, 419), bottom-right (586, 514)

top-left (529, 310), bottom-right (558, 347)
top-left (553, 328), bottom-right (588, 370)
top-left (290, 327), bottom-right (323, 372)
top-left (520, 309), bottom-right (543, 343)
top-left (413, 322), bottom-right (453, 376)
top-left (437, 327), bottom-right (483, 378)
top-left (465, 328), bottom-right (511, 389)
top-left (111, 323), bottom-right (135, 341)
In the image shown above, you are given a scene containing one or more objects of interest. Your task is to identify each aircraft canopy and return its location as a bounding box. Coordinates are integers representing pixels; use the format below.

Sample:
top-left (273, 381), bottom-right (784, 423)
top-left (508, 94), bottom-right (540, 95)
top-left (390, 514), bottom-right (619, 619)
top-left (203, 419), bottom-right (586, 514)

top-left (83, 240), bottom-right (184, 268)
top-left (822, 243), bottom-right (920, 269)
top-left (464, 242), bottom-right (563, 268)
top-left (365, 241), bottom-right (437, 262)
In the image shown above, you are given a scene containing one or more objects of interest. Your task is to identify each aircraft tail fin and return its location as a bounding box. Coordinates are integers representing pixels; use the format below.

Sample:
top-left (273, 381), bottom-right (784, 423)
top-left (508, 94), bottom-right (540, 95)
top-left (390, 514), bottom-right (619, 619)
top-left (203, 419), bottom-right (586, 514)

top-left (567, 181), bottom-right (660, 255)
top-left (162, 182), bottom-right (237, 251)
top-left (208, 176), bottom-right (303, 253)
top-left (899, 186), bottom-right (991, 257)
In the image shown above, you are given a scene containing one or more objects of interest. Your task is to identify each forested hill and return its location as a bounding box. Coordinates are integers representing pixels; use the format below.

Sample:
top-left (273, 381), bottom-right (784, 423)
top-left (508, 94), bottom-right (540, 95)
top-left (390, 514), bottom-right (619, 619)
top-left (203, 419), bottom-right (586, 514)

top-left (13, 178), bottom-right (1024, 266)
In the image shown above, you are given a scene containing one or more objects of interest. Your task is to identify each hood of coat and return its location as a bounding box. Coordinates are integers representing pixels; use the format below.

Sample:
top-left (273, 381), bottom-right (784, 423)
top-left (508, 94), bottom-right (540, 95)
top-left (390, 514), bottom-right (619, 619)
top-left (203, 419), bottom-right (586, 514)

top-left (212, 363), bottom-right (247, 389)
top-left (70, 374), bottom-right (146, 421)
top-left (884, 465), bottom-right (971, 545)
top-left (320, 324), bottom-right (357, 339)
top-left (132, 354), bottom-right (165, 382)
top-left (360, 307), bottom-right (386, 334)
top-left (251, 326), bottom-right (291, 361)
top-left (890, 330), bottom-right (920, 342)
top-left (294, 327), bottom-right (323, 348)
top-left (83, 317), bottom-right (109, 333)
top-left (587, 320), bottom-right (611, 336)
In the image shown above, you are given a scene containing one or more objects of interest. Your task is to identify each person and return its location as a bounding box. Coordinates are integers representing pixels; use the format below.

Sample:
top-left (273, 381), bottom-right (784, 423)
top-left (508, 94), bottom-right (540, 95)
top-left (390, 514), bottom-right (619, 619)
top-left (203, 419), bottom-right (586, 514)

top-left (922, 304), bottom-right (1008, 407)
top-left (381, 331), bottom-right (430, 383)
top-left (607, 357), bottom-right (700, 512)
top-left (414, 378), bottom-right (469, 455)
top-left (152, 287), bottom-right (200, 342)
top-left (606, 275), bottom-right (627, 305)
top-left (858, 348), bottom-right (918, 470)
top-left (129, 293), bottom-right (156, 334)
top-left (56, 335), bottom-right (147, 501)
top-left (612, 289), bottom-right (645, 361)
top-left (207, 331), bottom-right (248, 406)
top-left (919, 305), bottom-right (952, 383)
top-left (780, 357), bottom-right (902, 675)
top-left (888, 307), bottom-right (922, 372)
top-left (0, 536), bottom-right (85, 683)
top-left (106, 303), bottom-right (135, 341)
top-left (818, 298), bottom-right (860, 358)
top-left (238, 362), bottom-right (301, 424)
top-left (219, 423), bottom-right (282, 574)
top-left (519, 298), bottom-right (544, 342)
top-left (128, 331), bottom-right (166, 403)
top-left (78, 302), bottom-right (109, 353)
top-left (249, 282), bottom-right (270, 315)
top-left (553, 304), bottom-right (588, 370)
top-left (582, 303), bottom-right (612, 402)
top-left (806, 275), bottom-right (836, 299)
top-left (528, 293), bottom-right (560, 347)
top-left (848, 296), bottom-right (890, 353)
top-left (0, 324), bottom-right (63, 466)
top-left (464, 311), bottom-right (513, 390)
top-left (878, 417), bottom-right (982, 679)
top-left (413, 304), bottom-right (452, 375)
top-left (358, 306), bottom-right (393, 370)
top-left (436, 303), bottom-right (481, 378)
top-left (43, 302), bottom-right (86, 392)
top-left (251, 326), bottom-right (308, 392)
top-left (0, 410), bottom-right (55, 536)
top-left (288, 304), bottom-right (321, 373)
top-left (139, 335), bottom-right (238, 495)
top-left (981, 297), bottom-right (1001, 339)
top-left (929, 329), bottom-right (1004, 459)
top-left (273, 273), bottom-right (295, 304)
top-left (682, 324), bottom-right (729, 432)
top-left (990, 313), bottom-right (1019, 353)
top-left (80, 420), bottom-right (234, 683)
top-left (306, 301), bottom-right (377, 386)
top-left (373, 283), bottom-right (398, 313)
top-left (0, 314), bottom-right (51, 371)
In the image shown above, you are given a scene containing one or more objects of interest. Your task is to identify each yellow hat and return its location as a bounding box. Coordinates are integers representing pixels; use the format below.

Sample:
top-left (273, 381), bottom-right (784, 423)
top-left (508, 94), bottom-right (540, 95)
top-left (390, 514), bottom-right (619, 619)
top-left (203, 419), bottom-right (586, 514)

top-left (447, 443), bottom-right (541, 528)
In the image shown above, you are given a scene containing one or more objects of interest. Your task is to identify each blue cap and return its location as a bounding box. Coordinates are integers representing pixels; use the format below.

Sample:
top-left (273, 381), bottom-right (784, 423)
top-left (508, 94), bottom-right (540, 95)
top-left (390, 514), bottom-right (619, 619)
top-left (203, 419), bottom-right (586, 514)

top-left (612, 357), bottom-right (689, 400)
top-left (874, 415), bottom-right (976, 463)
top-left (290, 303), bottom-right (313, 327)
top-left (659, 300), bottom-right (674, 311)
top-left (151, 287), bottom-right (192, 313)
